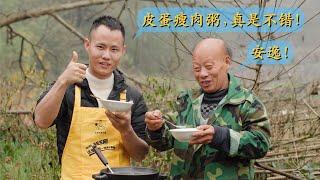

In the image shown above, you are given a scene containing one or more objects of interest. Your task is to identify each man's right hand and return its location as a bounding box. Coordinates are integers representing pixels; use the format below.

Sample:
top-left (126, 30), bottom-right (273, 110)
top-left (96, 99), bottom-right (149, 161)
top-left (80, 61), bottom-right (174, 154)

top-left (145, 110), bottom-right (165, 131)
top-left (57, 51), bottom-right (87, 86)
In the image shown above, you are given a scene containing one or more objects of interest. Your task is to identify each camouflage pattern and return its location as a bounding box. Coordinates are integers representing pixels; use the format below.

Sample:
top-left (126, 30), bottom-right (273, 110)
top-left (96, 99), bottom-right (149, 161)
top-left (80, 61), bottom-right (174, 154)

top-left (146, 74), bottom-right (271, 180)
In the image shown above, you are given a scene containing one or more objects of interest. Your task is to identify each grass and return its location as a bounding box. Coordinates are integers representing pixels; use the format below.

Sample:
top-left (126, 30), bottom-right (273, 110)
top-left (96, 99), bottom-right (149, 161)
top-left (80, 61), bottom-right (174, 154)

top-left (0, 115), bottom-right (60, 180)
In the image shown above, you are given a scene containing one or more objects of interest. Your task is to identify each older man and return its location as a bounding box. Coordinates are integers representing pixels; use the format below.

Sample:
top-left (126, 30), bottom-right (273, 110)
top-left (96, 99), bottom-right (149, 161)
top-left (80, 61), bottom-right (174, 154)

top-left (145, 38), bottom-right (271, 179)
top-left (34, 16), bottom-right (148, 179)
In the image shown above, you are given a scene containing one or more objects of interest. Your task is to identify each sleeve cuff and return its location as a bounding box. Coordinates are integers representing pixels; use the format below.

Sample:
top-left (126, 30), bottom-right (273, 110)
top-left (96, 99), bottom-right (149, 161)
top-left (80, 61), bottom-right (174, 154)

top-left (229, 129), bottom-right (242, 156)
top-left (146, 125), bottom-right (165, 141)
top-left (209, 125), bottom-right (230, 153)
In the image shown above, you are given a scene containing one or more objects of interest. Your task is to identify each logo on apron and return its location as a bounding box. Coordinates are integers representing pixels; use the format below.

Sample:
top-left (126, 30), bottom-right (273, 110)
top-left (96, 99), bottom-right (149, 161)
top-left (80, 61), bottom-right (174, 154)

top-left (85, 139), bottom-right (116, 156)
top-left (94, 120), bottom-right (106, 134)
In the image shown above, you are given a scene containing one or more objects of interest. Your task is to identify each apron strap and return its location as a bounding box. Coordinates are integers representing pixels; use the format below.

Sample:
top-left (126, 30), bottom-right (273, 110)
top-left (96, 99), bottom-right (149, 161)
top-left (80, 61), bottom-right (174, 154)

top-left (120, 90), bottom-right (126, 102)
top-left (75, 86), bottom-right (81, 107)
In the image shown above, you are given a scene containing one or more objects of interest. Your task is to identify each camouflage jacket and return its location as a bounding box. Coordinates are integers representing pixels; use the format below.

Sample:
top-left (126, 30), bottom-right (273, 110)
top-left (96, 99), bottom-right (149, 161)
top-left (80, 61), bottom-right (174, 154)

top-left (146, 75), bottom-right (271, 180)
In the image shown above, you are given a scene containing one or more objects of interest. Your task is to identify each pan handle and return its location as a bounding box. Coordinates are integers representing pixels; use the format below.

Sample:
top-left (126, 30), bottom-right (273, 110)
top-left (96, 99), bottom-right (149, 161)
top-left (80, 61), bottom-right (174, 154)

top-left (92, 173), bottom-right (109, 180)
top-left (92, 145), bottom-right (108, 166)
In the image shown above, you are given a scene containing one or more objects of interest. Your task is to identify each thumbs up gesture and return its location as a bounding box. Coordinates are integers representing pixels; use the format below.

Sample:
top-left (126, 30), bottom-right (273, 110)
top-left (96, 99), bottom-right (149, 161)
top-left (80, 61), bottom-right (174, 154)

top-left (57, 51), bottom-right (87, 86)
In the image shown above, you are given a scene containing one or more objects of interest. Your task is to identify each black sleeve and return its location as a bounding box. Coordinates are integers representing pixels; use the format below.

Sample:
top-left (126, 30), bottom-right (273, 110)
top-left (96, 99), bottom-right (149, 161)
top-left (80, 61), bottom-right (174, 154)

top-left (33, 81), bottom-right (67, 127)
top-left (209, 125), bottom-right (230, 153)
top-left (146, 125), bottom-right (165, 140)
top-left (130, 90), bottom-right (148, 141)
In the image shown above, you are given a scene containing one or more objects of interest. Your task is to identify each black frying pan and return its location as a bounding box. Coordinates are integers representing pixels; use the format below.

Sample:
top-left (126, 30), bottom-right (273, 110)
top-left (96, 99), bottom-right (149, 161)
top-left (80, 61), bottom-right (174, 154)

top-left (92, 146), bottom-right (164, 180)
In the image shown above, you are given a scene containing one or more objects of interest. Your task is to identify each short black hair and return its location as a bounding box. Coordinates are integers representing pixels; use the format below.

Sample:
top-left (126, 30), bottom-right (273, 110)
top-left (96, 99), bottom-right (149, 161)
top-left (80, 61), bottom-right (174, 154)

top-left (89, 15), bottom-right (125, 40)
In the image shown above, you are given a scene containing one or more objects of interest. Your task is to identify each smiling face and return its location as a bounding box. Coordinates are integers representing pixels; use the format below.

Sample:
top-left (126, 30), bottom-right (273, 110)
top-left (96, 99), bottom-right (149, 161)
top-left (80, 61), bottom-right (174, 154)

top-left (192, 38), bottom-right (231, 93)
top-left (84, 25), bottom-right (126, 79)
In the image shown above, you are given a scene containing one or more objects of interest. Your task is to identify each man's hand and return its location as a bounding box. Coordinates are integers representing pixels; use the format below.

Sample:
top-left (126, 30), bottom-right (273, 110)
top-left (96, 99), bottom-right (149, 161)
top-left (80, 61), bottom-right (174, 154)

top-left (145, 110), bottom-right (164, 131)
top-left (106, 110), bottom-right (132, 133)
top-left (189, 125), bottom-right (215, 145)
top-left (57, 51), bottom-right (87, 85)
top-left (106, 110), bottom-right (149, 161)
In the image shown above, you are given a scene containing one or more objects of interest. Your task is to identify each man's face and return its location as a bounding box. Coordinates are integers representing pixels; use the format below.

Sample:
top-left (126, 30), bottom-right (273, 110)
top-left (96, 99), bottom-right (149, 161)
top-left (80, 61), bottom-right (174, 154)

top-left (192, 44), bottom-right (230, 93)
top-left (84, 25), bottom-right (125, 79)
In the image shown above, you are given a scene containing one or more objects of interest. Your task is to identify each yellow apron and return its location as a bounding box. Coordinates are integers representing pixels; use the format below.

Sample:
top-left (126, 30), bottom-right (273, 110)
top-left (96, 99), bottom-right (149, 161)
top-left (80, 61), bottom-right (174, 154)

top-left (61, 86), bottom-right (130, 180)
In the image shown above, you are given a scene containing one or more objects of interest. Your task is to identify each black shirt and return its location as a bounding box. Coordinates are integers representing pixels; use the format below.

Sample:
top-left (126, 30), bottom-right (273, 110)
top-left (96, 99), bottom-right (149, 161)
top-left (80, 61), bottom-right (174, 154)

top-left (36, 69), bottom-right (148, 162)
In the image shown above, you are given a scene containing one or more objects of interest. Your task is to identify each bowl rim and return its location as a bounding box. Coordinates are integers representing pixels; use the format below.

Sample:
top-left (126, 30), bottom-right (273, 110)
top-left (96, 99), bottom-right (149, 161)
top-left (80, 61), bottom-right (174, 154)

top-left (169, 128), bottom-right (199, 132)
top-left (98, 99), bottom-right (134, 105)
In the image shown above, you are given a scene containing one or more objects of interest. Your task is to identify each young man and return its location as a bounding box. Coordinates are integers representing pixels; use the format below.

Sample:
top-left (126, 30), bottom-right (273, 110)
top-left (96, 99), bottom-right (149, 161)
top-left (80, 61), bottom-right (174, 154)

top-left (145, 38), bottom-right (271, 179)
top-left (34, 15), bottom-right (149, 179)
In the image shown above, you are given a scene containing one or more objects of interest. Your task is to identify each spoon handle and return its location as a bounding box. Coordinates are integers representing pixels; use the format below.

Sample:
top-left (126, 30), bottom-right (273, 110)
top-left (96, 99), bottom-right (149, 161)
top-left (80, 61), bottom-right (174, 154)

top-left (90, 94), bottom-right (102, 101)
top-left (162, 116), bottom-right (179, 129)
top-left (92, 145), bottom-right (114, 173)
top-left (92, 146), bottom-right (108, 166)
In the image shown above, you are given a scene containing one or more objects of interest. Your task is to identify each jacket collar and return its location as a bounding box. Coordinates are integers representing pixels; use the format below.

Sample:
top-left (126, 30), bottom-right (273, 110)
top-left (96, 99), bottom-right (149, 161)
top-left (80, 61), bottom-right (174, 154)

top-left (221, 74), bottom-right (247, 105)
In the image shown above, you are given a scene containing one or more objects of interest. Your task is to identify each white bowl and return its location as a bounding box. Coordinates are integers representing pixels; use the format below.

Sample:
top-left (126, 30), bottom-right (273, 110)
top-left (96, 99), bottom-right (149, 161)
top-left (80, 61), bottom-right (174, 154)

top-left (169, 128), bottom-right (199, 142)
top-left (99, 99), bottom-right (133, 112)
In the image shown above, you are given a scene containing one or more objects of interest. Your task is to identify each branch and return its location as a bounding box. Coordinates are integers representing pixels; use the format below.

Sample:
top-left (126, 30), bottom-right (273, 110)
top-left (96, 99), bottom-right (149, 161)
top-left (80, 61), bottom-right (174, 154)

top-left (18, 38), bottom-right (26, 81)
top-left (31, 45), bottom-right (47, 73)
top-left (231, 59), bottom-right (258, 71)
top-left (159, 35), bottom-right (183, 75)
top-left (207, 0), bottom-right (257, 42)
top-left (266, 144), bottom-right (320, 157)
top-left (171, 35), bottom-right (182, 71)
top-left (85, 4), bottom-right (112, 21)
top-left (262, 0), bottom-right (310, 40)
top-left (152, 0), bottom-right (193, 55)
top-left (255, 162), bottom-right (302, 180)
top-left (233, 74), bottom-right (255, 81)
top-left (303, 99), bottom-right (320, 135)
top-left (252, 64), bottom-right (262, 90)
top-left (303, 99), bottom-right (320, 118)
top-left (256, 168), bottom-right (320, 174)
top-left (17, 37), bottom-right (38, 85)
top-left (257, 153), bottom-right (318, 163)
top-left (272, 133), bottom-right (320, 149)
top-left (117, 0), bottom-right (127, 19)
top-left (17, 38), bottom-right (28, 105)
top-left (174, 1), bottom-right (205, 40)
top-left (126, 1), bottom-right (190, 55)
top-left (139, 0), bottom-right (198, 6)
top-left (150, 32), bottom-right (191, 55)
top-left (6, 25), bottom-right (58, 60)
top-left (118, 68), bottom-right (150, 90)
top-left (49, 13), bottom-right (86, 41)
top-left (267, 9), bottom-right (320, 40)
top-left (259, 41), bottom-right (320, 86)
top-left (0, 0), bottom-right (121, 27)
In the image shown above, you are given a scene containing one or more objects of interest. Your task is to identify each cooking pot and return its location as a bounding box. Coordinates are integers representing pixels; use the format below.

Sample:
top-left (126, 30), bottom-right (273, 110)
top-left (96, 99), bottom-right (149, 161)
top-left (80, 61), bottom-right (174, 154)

top-left (92, 167), bottom-right (165, 180)
top-left (91, 146), bottom-right (167, 180)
